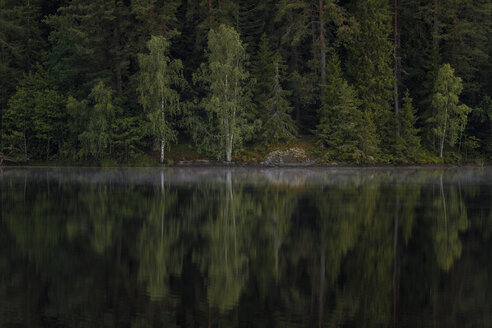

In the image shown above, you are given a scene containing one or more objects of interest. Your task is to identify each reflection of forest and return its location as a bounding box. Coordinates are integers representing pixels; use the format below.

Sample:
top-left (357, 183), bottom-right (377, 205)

top-left (0, 169), bottom-right (491, 327)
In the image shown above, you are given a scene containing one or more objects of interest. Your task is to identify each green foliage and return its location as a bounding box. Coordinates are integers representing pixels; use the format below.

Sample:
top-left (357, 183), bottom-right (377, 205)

top-left (429, 64), bottom-right (472, 157)
top-left (194, 24), bottom-right (253, 162)
top-left (395, 90), bottom-right (422, 160)
top-left (346, 0), bottom-right (393, 151)
top-left (0, 0), bottom-right (45, 109)
top-left (252, 33), bottom-right (275, 110)
top-left (2, 69), bottom-right (66, 160)
top-left (137, 35), bottom-right (184, 163)
top-left (1, 0), bottom-right (491, 164)
top-left (316, 55), bottom-right (378, 163)
top-left (78, 82), bottom-right (114, 160)
top-left (261, 53), bottom-right (297, 143)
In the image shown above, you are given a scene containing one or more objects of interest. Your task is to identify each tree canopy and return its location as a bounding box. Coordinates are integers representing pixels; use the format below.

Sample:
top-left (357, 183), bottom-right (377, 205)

top-left (1, 0), bottom-right (491, 164)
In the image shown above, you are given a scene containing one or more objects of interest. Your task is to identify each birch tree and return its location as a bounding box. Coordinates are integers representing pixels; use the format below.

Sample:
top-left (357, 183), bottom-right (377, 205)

top-left (137, 35), bottom-right (183, 163)
top-left (196, 24), bottom-right (251, 162)
top-left (431, 64), bottom-right (471, 158)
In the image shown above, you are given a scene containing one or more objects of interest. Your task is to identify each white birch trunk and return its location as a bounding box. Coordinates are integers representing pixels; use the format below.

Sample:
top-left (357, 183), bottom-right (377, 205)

top-left (160, 97), bottom-right (165, 164)
top-left (439, 102), bottom-right (448, 158)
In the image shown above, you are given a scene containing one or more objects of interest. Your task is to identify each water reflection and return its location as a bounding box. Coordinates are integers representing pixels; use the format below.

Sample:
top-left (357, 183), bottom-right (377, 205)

top-left (0, 168), bottom-right (491, 327)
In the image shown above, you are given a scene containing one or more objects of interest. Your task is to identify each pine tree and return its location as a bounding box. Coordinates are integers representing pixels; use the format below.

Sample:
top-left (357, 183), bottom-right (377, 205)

top-left (137, 36), bottom-right (184, 164)
top-left (430, 64), bottom-right (472, 158)
top-left (395, 90), bottom-right (421, 160)
top-left (261, 53), bottom-right (297, 143)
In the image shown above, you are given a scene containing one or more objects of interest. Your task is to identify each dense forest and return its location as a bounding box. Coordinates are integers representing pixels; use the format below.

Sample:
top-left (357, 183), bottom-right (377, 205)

top-left (1, 0), bottom-right (491, 164)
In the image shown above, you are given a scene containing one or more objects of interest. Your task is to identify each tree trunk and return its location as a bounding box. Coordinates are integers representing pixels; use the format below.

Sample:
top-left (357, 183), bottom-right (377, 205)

top-left (319, 0), bottom-right (326, 104)
top-left (490, 120), bottom-right (492, 150)
top-left (439, 104), bottom-right (448, 158)
top-left (24, 132), bottom-right (27, 159)
top-left (160, 97), bottom-right (165, 164)
top-left (46, 137), bottom-right (50, 161)
top-left (209, 0), bottom-right (213, 26)
top-left (226, 134), bottom-right (233, 162)
top-left (394, 0), bottom-right (400, 138)
top-left (160, 139), bottom-right (165, 164)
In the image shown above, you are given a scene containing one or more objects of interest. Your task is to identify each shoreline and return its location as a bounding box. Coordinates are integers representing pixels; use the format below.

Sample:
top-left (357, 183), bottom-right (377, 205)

top-left (1, 162), bottom-right (489, 169)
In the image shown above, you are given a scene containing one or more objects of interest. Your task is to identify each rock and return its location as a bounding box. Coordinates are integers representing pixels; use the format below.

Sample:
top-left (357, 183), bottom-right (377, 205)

top-left (261, 147), bottom-right (313, 166)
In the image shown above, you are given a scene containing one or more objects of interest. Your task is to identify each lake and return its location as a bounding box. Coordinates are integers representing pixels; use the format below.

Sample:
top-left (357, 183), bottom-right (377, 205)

top-left (1, 167), bottom-right (491, 327)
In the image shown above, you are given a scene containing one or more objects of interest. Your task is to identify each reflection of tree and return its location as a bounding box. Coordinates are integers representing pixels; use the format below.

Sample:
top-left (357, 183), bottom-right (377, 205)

top-left (434, 174), bottom-right (469, 271)
top-left (136, 179), bottom-right (180, 300)
top-left (1, 168), bottom-right (491, 327)
top-left (316, 184), bottom-right (362, 328)
top-left (194, 172), bottom-right (251, 313)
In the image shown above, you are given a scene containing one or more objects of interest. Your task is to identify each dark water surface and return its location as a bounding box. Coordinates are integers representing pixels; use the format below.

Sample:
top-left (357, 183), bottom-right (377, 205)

top-left (1, 167), bottom-right (491, 327)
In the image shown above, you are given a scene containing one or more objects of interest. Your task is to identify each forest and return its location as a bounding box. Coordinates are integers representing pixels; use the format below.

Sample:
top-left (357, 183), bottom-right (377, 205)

top-left (0, 0), bottom-right (491, 165)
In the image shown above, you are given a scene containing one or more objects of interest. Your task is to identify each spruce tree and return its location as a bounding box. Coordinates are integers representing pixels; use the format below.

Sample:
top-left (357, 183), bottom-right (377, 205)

top-left (395, 90), bottom-right (421, 160)
top-left (252, 33), bottom-right (275, 108)
top-left (46, 0), bottom-right (132, 94)
top-left (442, 0), bottom-right (492, 104)
top-left (0, 0), bottom-right (46, 138)
top-left (261, 53), bottom-right (297, 143)
top-left (316, 55), bottom-right (378, 162)
top-left (347, 0), bottom-right (393, 152)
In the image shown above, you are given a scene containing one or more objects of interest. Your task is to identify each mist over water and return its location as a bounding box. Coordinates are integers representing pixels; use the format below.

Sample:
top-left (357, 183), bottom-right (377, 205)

top-left (1, 168), bottom-right (491, 327)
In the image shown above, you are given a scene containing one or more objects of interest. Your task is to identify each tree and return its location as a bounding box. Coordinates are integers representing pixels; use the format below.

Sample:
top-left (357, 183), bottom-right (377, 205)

top-left (346, 0), bottom-right (393, 151)
top-left (137, 35), bottom-right (183, 164)
top-left (77, 82), bottom-right (114, 160)
top-left (195, 24), bottom-right (252, 162)
top-left (2, 69), bottom-right (66, 160)
top-left (316, 55), bottom-right (378, 162)
top-left (430, 64), bottom-right (471, 158)
top-left (395, 90), bottom-right (421, 160)
top-left (45, 0), bottom-right (132, 94)
top-left (252, 33), bottom-right (275, 110)
top-left (261, 53), bottom-right (297, 143)
top-left (442, 0), bottom-right (492, 105)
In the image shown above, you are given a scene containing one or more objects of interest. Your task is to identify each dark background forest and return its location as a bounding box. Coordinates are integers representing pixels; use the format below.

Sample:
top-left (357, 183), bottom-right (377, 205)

top-left (1, 0), bottom-right (491, 164)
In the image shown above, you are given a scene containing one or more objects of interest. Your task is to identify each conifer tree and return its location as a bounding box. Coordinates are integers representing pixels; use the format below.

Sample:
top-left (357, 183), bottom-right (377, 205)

top-left (0, 0), bottom-right (46, 135)
top-left (395, 90), bottom-right (421, 160)
top-left (442, 0), bottom-right (492, 104)
top-left (430, 64), bottom-right (472, 158)
top-left (46, 0), bottom-right (132, 94)
top-left (347, 0), bottom-right (393, 151)
top-left (261, 53), bottom-right (297, 143)
top-left (137, 36), bottom-right (183, 164)
top-left (252, 34), bottom-right (275, 108)
top-left (316, 55), bottom-right (378, 162)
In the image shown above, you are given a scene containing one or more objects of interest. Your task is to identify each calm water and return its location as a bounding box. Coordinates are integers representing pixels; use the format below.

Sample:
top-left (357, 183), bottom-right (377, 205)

top-left (1, 167), bottom-right (491, 327)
